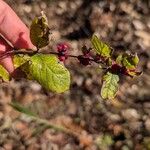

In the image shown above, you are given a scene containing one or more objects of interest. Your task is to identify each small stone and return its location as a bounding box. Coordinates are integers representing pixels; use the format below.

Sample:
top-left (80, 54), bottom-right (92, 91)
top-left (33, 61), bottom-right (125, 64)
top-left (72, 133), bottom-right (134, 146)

top-left (30, 82), bottom-right (42, 92)
top-left (79, 131), bottom-right (93, 147)
top-left (146, 61), bottom-right (150, 70)
top-left (23, 5), bottom-right (32, 13)
top-left (143, 102), bottom-right (150, 108)
top-left (121, 108), bottom-right (141, 121)
top-left (145, 119), bottom-right (150, 132)
top-left (75, 76), bottom-right (84, 86)
top-left (56, 2), bottom-right (67, 15)
top-left (14, 121), bottom-right (27, 131)
top-left (68, 102), bottom-right (77, 115)
top-left (128, 121), bottom-right (142, 132)
top-left (135, 31), bottom-right (150, 48)
top-left (133, 20), bottom-right (145, 30)
top-left (108, 113), bottom-right (121, 122)
top-left (62, 144), bottom-right (72, 150)
top-left (122, 145), bottom-right (130, 150)
top-left (3, 142), bottom-right (13, 150)
top-left (51, 30), bottom-right (61, 41)
top-left (40, 2), bottom-right (47, 9)
top-left (0, 112), bottom-right (4, 120)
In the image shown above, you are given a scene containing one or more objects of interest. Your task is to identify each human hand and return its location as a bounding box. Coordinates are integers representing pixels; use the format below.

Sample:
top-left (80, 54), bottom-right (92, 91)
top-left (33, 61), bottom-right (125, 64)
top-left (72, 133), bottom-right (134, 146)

top-left (0, 0), bottom-right (34, 74)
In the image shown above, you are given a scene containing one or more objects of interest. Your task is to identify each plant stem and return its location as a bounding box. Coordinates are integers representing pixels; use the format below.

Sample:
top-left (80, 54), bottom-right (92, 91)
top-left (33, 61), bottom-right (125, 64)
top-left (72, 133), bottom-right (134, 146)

top-left (0, 49), bottom-right (100, 63)
top-left (0, 49), bottom-right (109, 71)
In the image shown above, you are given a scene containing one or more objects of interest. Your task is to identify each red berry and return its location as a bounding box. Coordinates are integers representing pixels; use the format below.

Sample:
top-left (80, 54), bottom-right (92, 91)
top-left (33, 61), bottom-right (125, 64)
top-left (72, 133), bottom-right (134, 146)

top-left (56, 42), bottom-right (69, 62)
top-left (57, 42), bottom-right (69, 53)
top-left (59, 56), bottom-right (66, 61)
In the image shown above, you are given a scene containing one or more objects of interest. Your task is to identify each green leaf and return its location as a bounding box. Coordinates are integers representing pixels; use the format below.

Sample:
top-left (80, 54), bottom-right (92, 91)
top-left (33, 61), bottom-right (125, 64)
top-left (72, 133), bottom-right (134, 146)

top-left (20, 54), bottom-right (70, 93)
top-left (106, 58), bottom-right (113, 66)
top-left (0, 54), bottom-right (32, 82)
top-left (122, 53), bottom-right (139, 69)
top-left (115, 53), bottom-right (141, 77)
top-left (116, 54), bottom-right (123, 65)
top-left (101, 71), bottom-right (119, 99)
top-left (131, 53), bottom-right (139, 66)
top-left (91, 35), bottom-right (112, 58)
top-left (126, 70), bottom-right (142, 77)
top-left (0, 65), bottom-right (10, 81)
top-left (30, 12), bottom-right (50, 48)
top-left (10, 102), bottom-right (37, 117)
top-left (13, 54), bottom-right (31, 68)
top-left (116, 53), bottom-right (139, 70)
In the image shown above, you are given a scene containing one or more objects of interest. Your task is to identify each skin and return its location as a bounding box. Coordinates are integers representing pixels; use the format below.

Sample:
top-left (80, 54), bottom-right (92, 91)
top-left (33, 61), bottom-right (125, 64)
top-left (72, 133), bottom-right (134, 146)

top-left (0, 0), bottom-right (34, 74)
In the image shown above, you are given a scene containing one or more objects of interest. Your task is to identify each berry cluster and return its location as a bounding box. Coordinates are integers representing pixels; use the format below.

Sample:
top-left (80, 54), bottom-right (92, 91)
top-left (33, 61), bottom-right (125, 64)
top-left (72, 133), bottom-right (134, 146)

top-left (56, 44), bottom-right (105, 66)
top-left (57, 43), bottom-right (69, 62)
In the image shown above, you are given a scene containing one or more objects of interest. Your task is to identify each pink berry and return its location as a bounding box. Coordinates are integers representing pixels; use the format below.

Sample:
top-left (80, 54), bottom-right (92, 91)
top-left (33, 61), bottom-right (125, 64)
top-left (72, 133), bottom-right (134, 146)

top-left (57, 42), bottom-right (69, 52)
top-left (56, 42), bottom-right (69, 62)
top-left (59, 56), bottom-right (66, 61)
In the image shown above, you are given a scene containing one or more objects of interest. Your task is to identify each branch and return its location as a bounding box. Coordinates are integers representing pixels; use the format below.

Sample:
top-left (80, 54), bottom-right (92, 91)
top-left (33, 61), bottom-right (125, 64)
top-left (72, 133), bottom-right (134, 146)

top-left (0, 49), bottom-right (105, 65)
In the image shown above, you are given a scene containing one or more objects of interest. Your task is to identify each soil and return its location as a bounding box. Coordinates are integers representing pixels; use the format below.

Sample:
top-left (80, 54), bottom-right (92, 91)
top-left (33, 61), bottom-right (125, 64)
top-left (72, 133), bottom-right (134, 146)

top-left (0, 0), bottom-right (150, 150)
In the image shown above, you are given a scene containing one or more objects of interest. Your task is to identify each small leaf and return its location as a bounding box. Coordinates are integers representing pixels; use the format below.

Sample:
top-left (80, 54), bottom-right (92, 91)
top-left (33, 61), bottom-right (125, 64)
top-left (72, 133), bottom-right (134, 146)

top-left (122, 53), bottom-right (139, 69)
top-left (116, 54), bottom-right (123, 65)
top-left (10, 102), bottom-right (37, 117)
top-left (20, 54), bottom-right (70, 93)
top-left (126, 70), bottom-right (142, 77)
top-left (101, 71), bottom-right (119, 99)
top-left (106, 58), bottom-right (113, 66)
top-left (131, 53), bottom-right (139, 66)
top-left (13, 54), bottom-right (30, 68)
top-left (0, 65), bottom-right (10, 81)
top-left (91, 35), bottom-right (112, 58)
top-left (122, 57), bottom-right (134, 69)
top-left (115, 53), bottom-right (141, 77)
top-left (30, 12), bottom-right (50, 48)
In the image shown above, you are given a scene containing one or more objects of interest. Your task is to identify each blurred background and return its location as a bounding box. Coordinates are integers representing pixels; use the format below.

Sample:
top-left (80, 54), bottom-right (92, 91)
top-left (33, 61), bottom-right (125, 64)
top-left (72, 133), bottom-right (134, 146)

top-left (0, 0), bottom-right (150, 149)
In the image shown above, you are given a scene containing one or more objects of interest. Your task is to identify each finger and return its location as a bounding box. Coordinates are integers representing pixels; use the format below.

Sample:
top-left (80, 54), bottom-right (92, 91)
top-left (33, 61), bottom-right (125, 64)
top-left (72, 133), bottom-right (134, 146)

top-left (0, 0), bottom-right (34, 49)
top-left (0, 37), bottom-right (14, 73)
